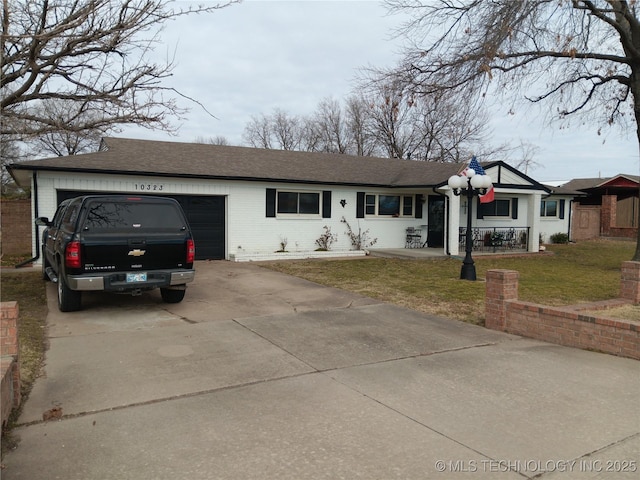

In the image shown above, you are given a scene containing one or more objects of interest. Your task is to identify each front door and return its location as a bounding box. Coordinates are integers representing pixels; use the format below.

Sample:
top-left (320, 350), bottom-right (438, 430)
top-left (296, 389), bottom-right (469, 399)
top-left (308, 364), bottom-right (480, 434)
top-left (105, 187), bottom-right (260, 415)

top-left (427, 196), bottom-right (445, 247)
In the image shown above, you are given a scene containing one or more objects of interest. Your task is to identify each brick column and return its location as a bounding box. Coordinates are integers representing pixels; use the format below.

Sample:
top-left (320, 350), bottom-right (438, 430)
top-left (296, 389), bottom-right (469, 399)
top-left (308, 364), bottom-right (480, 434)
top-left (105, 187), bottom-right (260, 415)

top-left (620, 261), bottom-right (640, 304)
top-left (485, 269), bottom-right (519, 331)
top-left (1, 302), bottom-right (19, 357)
top-left (601, 195), bottom-right (616, 236)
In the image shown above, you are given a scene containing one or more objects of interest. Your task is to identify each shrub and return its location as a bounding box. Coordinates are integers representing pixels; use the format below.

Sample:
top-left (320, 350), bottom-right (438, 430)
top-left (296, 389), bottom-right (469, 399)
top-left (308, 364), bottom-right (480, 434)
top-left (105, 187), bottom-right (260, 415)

top-left (550, 232), bottom-right (569, 244)
top-left (341, 217), bottom-right (377, 250)
top-left (315, 226), bottom-right (337, 251)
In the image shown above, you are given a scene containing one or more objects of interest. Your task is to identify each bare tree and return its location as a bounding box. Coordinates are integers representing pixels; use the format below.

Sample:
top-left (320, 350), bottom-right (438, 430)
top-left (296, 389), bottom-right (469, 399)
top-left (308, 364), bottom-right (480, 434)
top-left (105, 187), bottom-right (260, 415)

top-left (312, 97), bottom-right (351, 154)
top-left (242, 114), bottom-right (273, 149)
top-left (1, 0), bottom-right (238, 139)
top-left (345, 95), bottom-right (378, 157)
top-left (382, 0), bottom-right (640, 258)
top-left (365, 80), bottom-right (419, 159)
top-left (24, 100), bottom-right (105, 157)
top-left (242, 109), bottom-right (305, 151)
top-left (510, 140), bottom-right (542, 176)
top-left (271, 109), bottom-right (303, 151)
top-left (194, 135), bottom-right (230, 146)
top-left (0, 136), bottom-right (27, 194)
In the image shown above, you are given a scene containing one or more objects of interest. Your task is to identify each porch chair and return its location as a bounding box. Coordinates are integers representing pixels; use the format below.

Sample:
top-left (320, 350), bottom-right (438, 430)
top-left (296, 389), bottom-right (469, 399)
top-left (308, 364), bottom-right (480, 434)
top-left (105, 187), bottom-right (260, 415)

top-left (405, 227), bottom-right (422, 248)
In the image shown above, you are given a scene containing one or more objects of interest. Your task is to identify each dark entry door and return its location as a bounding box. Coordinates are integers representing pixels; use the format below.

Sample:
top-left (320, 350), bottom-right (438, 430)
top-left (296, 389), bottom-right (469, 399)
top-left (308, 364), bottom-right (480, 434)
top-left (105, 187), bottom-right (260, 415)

top-left (427, 196), bottom-right (445, 247)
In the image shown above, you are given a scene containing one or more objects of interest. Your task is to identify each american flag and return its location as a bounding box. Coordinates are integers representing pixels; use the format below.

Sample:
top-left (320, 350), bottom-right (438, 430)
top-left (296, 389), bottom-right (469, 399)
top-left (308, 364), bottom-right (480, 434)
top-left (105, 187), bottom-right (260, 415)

top-left (468, 156), bottom-right (486, 176)
top-left (464, 156), bottom-right (494, 203)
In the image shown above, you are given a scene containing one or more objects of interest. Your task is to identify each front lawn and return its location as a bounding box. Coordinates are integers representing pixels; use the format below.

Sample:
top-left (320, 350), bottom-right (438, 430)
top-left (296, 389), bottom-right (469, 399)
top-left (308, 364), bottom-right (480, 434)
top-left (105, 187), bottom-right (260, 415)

top-left (262, 239), bottom-right (635, 324)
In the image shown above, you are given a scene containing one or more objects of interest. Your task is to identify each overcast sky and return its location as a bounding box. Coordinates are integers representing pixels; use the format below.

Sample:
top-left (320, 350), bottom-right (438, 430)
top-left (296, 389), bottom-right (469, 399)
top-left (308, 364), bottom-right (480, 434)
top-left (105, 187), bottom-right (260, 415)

top-left (120, 0), bottom-right (639, 183)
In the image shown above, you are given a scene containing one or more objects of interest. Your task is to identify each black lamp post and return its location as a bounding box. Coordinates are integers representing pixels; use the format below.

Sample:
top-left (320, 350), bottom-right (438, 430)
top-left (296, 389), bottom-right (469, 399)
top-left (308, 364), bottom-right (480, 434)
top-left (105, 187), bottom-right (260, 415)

top-left (448, 169), bottom-right (493, 281)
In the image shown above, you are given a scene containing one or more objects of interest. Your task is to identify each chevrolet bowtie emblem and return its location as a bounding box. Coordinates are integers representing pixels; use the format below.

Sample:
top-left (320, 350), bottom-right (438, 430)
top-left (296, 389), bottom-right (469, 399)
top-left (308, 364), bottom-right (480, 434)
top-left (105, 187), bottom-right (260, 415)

top-left (128, 249), bottom-right (146, 257)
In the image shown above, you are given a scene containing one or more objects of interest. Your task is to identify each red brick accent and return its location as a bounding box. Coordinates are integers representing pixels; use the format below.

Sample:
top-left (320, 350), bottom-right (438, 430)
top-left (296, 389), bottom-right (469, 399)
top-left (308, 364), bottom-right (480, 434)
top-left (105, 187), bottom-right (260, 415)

top-left (620, 261), bottom-right (640, 304)
top-left (1, 301), bottom-right (20, 430)
top-left (485, 268), bottom-right (640, 360)
top-left (485, 269), bottom-right (519, 331)
top-left (601, 195), bottom-right (615, 237)
top-left (0, 198), bottom-right (32, 255)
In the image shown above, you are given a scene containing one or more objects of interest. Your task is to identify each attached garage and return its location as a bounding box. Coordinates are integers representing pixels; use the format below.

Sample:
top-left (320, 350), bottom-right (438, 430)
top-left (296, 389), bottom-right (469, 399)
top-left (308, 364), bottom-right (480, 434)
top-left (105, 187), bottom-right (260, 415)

top-left (56, 190), bottom-right (226, 260)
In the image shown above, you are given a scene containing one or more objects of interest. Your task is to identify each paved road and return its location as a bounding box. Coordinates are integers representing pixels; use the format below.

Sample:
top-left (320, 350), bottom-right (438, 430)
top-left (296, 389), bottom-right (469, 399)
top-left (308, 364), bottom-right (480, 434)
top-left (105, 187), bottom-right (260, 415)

top-left (3, 261), bottom-right (639, 479)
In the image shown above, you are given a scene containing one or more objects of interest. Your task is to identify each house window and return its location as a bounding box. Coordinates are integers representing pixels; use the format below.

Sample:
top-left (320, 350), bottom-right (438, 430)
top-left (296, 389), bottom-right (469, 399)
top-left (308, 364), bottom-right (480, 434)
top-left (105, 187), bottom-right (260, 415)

top-left (364, 194), bottom-right (414, 217)
top-left (481, 199), bottom-right (511, 217)
top-left (403, 196), bottom-right (414, 216)
top-left (365, 195), bottom-right (376, 215)
top-left (541, 200), bottom-right (558, 217)
top-left (277, 191), bottom-right (320, 216)
top-left (379, 195), bottom-right (400, 215)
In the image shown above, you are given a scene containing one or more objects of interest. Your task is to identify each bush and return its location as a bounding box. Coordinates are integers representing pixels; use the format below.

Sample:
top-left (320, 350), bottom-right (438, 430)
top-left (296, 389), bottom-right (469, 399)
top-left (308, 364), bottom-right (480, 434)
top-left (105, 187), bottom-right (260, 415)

top-left (549, 232), bottom-right (569, 244)
top-left (315, 226), bottom-right (337, 251)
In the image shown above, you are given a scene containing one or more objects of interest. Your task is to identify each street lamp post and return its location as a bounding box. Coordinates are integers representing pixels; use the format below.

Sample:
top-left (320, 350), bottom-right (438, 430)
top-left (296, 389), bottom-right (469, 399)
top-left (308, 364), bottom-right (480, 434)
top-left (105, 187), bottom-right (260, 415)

top-left (448, 169), bottom-right (493, 281)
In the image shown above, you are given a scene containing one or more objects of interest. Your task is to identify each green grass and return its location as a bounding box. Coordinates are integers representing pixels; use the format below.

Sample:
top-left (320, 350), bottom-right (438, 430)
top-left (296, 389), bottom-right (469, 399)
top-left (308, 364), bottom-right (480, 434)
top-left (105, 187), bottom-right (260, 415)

top-left (262, 239), bottom-right (635, 324)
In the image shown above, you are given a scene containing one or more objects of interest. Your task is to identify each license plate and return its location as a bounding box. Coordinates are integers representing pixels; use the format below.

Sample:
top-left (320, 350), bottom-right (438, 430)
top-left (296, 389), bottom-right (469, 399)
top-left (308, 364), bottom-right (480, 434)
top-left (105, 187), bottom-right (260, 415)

top-left (126, 272), bottom-right (147, 283)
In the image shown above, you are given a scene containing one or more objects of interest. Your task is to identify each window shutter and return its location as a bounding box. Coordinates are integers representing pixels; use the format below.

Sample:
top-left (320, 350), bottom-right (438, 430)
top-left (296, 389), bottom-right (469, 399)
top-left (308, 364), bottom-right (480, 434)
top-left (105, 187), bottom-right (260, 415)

top-left (476, 198), bottom-right (484, 219)
top-left (559, 199), bottom-right (565, 219)
top-left (511, 198), bottom-right (518, 219)
top-left (266, 189), bottom-right (276, 217)
top-left (322, 191), bottom-right (332, 218)
top-left (356, 192), bottom-right (365, 218)
top-left (415, 195), bottom-right (423, 219)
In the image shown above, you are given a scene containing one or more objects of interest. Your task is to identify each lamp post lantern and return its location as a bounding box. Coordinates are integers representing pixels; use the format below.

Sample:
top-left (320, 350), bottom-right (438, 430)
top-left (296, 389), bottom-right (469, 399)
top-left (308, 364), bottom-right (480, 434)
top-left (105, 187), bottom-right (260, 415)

top-left (447, 169), bottom-right (493, 281)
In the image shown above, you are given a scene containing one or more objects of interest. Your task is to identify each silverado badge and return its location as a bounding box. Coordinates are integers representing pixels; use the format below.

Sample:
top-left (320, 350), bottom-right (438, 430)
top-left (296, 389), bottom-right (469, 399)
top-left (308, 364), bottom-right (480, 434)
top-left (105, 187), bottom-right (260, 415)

top-left (128, 249), bottom-right (146, 257)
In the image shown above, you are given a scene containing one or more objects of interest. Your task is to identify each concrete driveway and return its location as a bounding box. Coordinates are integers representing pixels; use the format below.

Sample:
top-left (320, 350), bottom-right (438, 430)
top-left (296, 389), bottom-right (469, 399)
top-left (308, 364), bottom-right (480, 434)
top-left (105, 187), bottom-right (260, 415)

top-left (3, 261), bottom-right (639, 479)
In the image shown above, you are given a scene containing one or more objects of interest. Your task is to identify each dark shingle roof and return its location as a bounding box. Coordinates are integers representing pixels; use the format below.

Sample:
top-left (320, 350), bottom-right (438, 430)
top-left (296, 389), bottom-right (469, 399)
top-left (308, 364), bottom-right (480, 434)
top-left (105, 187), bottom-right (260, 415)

top-left (10, 137), bottom-right (467, 188)
top-left (561, 174), bottom-right (639, 192)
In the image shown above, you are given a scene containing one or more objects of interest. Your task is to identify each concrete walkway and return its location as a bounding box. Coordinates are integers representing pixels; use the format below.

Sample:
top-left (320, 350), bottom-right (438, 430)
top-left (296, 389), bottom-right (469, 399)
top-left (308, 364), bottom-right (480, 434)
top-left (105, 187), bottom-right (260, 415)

top-left (2, 261), bottom-right (639, 479)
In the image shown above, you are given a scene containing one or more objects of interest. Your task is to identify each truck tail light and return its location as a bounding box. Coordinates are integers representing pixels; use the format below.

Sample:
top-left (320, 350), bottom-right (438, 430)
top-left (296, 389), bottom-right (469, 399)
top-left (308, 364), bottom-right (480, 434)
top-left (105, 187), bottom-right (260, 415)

top-left (65, 241), bottom-right (82, 269)
top-left (186, 239), bottom-right (195, 264)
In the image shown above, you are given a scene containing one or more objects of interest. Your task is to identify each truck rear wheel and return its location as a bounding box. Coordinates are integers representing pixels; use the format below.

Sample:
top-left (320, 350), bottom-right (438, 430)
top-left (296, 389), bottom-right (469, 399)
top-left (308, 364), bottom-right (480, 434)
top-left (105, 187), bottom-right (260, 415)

top-left (160, 288), bottom-right (186, 304)
top-left (58, 275), bottom-right (82, 312)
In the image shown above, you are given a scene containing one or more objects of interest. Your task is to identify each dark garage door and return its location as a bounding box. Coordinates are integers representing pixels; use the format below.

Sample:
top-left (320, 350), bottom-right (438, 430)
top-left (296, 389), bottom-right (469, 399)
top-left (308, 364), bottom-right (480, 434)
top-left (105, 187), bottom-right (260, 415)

top-left (56, 191), bottom-right (225, 260)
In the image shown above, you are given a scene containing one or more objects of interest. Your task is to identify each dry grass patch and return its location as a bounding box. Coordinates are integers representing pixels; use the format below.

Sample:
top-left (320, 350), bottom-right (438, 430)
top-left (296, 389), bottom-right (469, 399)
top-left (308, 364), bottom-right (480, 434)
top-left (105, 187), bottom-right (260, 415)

top-left (583, 304), bottom-right (640, 322)
top-left (263, 239), bottom-right (635, 324)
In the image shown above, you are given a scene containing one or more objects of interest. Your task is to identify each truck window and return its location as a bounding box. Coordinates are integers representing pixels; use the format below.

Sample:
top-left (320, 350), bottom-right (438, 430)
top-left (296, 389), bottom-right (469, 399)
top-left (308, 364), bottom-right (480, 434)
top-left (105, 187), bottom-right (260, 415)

top-left (82, 201), bottom-right (185, 231)
top-left (61, 204), bottom-right (80, 230)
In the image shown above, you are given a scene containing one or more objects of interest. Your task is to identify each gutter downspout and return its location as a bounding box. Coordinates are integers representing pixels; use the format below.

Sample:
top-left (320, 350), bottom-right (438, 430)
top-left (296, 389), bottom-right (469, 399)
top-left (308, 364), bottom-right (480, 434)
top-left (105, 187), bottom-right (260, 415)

top-left (15, 171), bottom-right (40, 268)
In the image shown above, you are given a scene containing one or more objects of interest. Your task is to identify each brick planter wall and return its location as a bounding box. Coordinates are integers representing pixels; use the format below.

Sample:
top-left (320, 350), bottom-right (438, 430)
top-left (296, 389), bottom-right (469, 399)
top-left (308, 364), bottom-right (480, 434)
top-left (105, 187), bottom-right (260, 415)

top-left (1, 301), bottom-right (21, 429)
top-left (485, 265), bottom-right (640, 360)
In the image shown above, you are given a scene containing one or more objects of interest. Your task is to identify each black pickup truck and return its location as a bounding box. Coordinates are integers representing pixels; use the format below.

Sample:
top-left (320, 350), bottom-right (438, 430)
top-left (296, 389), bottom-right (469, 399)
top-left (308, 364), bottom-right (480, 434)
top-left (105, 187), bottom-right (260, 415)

top-left (37, 195), bottom-right (196, 312)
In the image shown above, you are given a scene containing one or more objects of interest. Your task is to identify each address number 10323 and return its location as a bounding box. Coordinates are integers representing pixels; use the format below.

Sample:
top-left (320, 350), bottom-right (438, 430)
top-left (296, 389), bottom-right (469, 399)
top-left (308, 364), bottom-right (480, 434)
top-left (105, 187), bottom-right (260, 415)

top-left (134, 183), bottom-right (164, 191)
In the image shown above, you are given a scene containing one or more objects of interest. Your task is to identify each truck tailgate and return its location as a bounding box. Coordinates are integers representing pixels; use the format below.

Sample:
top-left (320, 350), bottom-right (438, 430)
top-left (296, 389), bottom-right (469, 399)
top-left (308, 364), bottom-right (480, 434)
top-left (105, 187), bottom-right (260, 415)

top-left (81, 232), bottom-right (189, 271)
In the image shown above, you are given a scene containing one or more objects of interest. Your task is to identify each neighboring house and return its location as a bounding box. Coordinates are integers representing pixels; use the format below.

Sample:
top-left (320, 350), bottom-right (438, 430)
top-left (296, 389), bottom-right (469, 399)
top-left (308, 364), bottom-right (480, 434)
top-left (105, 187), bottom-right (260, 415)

top-left (559, 175), bottom-right (639, 241)
top-left (538, 183), bottom-right (583, 244)
top-left (8, 137), bottom-right (550, 262)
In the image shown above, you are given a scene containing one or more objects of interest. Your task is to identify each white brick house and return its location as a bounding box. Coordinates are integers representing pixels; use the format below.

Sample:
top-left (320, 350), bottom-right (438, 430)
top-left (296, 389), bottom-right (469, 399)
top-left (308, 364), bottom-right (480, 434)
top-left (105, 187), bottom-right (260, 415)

top-left (9, 137), bottom-right (552, 261)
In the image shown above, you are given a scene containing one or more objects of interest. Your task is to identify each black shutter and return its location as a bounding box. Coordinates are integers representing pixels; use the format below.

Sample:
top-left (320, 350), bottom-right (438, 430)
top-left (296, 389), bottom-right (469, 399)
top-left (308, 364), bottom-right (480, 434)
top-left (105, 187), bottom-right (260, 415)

top-left (559, 199), bottom-right (565, 219)
top-left (266, 189), bottom-right (276, 217)
top-left (322, 191), bottom-right (332, 218)
top-left (511, 198), bottom-right (518, 219)
top-left (415, 195), bottom-right (423, 219)
top-left (356, 192), bottom-right (365, 218)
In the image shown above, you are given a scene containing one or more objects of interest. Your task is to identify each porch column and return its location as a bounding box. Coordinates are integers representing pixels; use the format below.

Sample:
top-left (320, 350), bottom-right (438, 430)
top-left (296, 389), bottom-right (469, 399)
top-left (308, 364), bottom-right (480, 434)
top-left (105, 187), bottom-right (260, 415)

top-left (527, 193), bottom-right (541, 252)
top-left (447, 191), bottom-right (460, 256)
